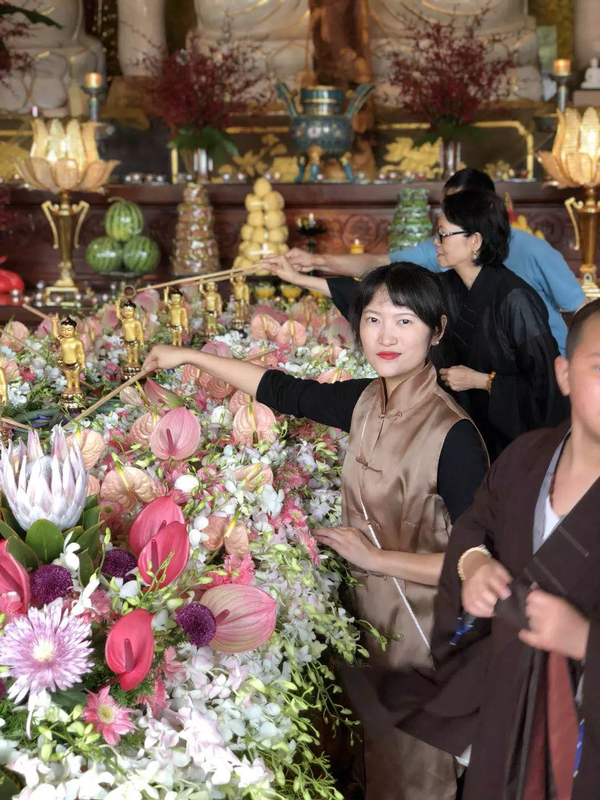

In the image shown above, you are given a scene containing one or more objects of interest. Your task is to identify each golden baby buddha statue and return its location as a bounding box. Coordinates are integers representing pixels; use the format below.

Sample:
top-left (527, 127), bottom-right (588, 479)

top-left (230, 273), bottom-right (251, 331)
top-left (116, 298), bottom-right (145, 378)
top-left (164, 287), bottom-right (189, 347)
top-left (200, 281), bottom-right (223, 336)
top-left (52, 315), bottom-right (86, 412)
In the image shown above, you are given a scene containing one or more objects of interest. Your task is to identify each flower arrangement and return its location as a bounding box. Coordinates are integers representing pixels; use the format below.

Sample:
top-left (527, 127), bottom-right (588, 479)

top-left (388, 11), bottom-right (514, 145)
top-left (0, 290), bottom-right (375, 799)
top-left (142, 32), bottom-right (268, 167)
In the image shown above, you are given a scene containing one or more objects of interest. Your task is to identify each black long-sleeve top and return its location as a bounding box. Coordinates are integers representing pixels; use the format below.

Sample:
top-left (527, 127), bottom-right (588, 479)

top-left (257, 370), bottom-right (488, 523)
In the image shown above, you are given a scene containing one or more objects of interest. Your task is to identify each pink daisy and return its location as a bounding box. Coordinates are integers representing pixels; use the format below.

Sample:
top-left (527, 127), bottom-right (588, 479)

top-left (82, 685), bottom-right (136, 745)
top-left (201, 554), bottom-right (255, 590)
top-left (296, 529), bottom-right (321, 566)
top-left (136, 678), bottom-right (168, 716)
top-left (0, 602), bottom-right (93, 702)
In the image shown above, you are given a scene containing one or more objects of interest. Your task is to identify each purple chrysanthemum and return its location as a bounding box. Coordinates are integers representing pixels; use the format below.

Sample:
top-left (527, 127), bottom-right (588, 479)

top-left (176, 603), bottom-right (217, 647)
top-left (102, 549), bottom-right (137, 580)
top-left (30, 565), bottom-right (73, 605)
top-left (0, 601), bottom-right (93, 703)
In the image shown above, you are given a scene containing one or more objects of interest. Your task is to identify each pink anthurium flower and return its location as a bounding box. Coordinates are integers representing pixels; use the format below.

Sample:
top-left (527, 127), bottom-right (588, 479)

top-left (0, 539), bottom-right (30, 620)
top-left (149, 407), bottom-right (201, 461)
top-left (130, 411), bottom-right (161, 446)
top-left (129, 495), bottom-right (185, 556)
top-left (316, 367), bottom-right (352, 384)
top-left (137, 521), bottom-right (190, 588)
top-left (144, 378), bottom-right (185, 409)
top-left (200, 584), bottom-right (277, 653)
top-left (250, 313), bottom-right (281, 341)
top-left (232, 402), bottom-right (277, 447)
top-left (275, 319), bottom-right (307, 346)
top-left (105, 609), bottom-right (154, 691)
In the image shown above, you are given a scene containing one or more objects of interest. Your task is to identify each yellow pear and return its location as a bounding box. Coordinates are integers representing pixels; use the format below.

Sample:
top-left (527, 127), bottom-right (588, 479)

top-left (240, 223), bottom-right (254, 241)
top-left (252, 226), bottom-right (268, 243)
top-left (263, 190), bottom-right (284, 211)
top-left (264, 210), bottom-right (286, 230)
top-left (268, 226), bottom-right (288, 244)
top-left (253, 177), bottom-right (272, 198)
top-left (245, 193), bottom-right (262, 212)
top-left (247, 211), bottom-right (265, 228)
top-left (237, 257), bottom-right (254, 269)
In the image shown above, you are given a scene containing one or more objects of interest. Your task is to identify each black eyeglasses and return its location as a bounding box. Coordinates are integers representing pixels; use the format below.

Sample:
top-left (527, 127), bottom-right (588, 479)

top-left (433, 229), bottom-right (468, 243)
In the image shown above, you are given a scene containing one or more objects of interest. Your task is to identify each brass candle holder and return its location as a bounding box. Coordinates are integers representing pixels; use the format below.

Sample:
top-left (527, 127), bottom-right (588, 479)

top-left (538, 107), bottom-right (600, 298)
top-left (13, 118), bottom-right (119, 306)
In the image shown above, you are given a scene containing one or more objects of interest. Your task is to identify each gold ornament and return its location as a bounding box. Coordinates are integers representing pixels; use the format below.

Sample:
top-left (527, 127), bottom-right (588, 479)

top-left (199, 281), bottom-right (223, 336)
top-left (116, 298), bottom-right (145, 377)
top-left (52, 315), bottom-right (86, 411)
top-left (164, 288), bottom-right (189, 346)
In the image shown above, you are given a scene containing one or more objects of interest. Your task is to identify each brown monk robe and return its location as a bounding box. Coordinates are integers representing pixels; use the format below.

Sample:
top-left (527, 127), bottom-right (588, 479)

top-left (347, 419), bottom-right (600, 800)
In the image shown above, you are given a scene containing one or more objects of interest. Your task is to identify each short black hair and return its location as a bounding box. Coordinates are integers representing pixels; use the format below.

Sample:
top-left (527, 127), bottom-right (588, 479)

top-left (442, 189), bottom-right (510, 266)
top-left (566, 299), bottom-right (600, 359)
top-left (61, 316), bottom-right (77, 327)
top-left (349, 262), bottom-right (446, 344)
top-left (444, 168), bottom-right (495, 195)
top-left (169, 288), bottom-right (183, 296)
top-left (122, 300), bottom-right (137, 309)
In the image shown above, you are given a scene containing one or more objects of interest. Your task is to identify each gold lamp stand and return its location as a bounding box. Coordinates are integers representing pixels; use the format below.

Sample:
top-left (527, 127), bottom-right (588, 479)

top-left (41, 191), bottom-right (90, 306)
top-left (565, 187), bottom-right (600, 299)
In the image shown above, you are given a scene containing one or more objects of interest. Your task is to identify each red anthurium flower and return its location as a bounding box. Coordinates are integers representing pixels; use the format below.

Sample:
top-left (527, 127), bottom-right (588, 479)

top-left (0, 539), bottom-right (30, 619)
top-left (105, 608), bottom-right (154, 690)
top-left (129, 495), bottom-right (185, 556)
top-left (137, 521), bottom-right (190, 589)
top-left (149, 407), bottom-right (201, 461)
top-left (200, 584), bottom-right (277, 653)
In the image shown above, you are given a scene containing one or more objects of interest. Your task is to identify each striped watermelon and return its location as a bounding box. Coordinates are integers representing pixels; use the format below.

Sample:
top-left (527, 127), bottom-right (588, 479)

top-left (86, 237), bottom-right (123, 274)
top-left (122, 235), bottom-right (160, 274)
top-left (105, 199), bottom-right (144, 242)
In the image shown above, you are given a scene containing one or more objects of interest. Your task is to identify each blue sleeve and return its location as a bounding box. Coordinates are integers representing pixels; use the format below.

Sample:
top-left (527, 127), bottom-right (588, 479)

top-left (517, 232), bottom-right (584, 313)
top-left (389, 238), bottom-right (440, 273)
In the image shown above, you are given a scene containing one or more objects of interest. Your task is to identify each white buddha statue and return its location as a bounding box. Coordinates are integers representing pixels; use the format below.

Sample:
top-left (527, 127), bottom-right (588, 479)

top-left (117, 0), bottom-right (166, 77)
top-left (0, 0), bottom-right (104, 115)
top-left (582, 57), bottom-right (600, 89)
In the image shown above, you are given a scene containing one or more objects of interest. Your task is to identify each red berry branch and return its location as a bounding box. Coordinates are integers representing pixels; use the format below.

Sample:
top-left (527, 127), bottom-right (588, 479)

top-left (388, 11), bottom-right (514, 142)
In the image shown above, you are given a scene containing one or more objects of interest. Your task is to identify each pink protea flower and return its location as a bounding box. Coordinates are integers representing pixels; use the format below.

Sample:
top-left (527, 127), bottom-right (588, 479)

top-left (0, 602), bottom-right (93, 702)
top-left (149, 407), bottom-right (201, 461)
top-left (136, 678), bottom-right (168, 716)
top-left (82, 685), bottom-right (136, 745)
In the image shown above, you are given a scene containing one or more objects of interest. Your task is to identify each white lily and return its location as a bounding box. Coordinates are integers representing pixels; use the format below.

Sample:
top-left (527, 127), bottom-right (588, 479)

top-left (0, 427), bottom-right (87, 532)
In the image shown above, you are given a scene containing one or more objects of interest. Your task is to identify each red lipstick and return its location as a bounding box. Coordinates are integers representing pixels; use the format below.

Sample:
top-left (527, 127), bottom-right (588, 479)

top-left (377, 351), bottom-right (400, 360)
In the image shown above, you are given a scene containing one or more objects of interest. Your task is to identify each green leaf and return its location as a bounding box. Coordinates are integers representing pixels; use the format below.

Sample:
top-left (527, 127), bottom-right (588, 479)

top-left (83, 503), bottom-right (101, 530)
top-left (0, 519), bottom-right (17, 540)
top-left (6, 537), bottom-right (38, 570)
top-left (0, 766), bottom-right (22, 800)
top-left (0, 503), bottom-right (21, 534)
top-left (52, 687), bottom-right (87, 711)
top-left (64, 526), bottom-right (84, 542)
top-left (84, 494), bottom-right (99, 512)
top-left (0, 5), bottom-right (61, 27)
top-left (76, 522), bottom-right (102, 561)
top-left (25, 520), bottom-right (64, 563)
top-left (78, 552), bottom-right (94, 587)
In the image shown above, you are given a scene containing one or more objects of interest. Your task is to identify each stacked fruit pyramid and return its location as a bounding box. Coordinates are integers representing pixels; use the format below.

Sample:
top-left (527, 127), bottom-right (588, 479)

top-left (233, 177), bottom-right (289, 272)
top-left (86, 198), bottom-right (161, 277)
top-left (388, 188), bottom-right (432, 252)
top-left (171, 183), bottom-right (220, 276)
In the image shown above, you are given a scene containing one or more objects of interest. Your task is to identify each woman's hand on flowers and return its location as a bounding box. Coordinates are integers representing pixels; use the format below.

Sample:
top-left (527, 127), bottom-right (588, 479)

top-left (143, 344), bottom-right (188, 373)
top-left (439, 365), bottom-right (489, 392)
top-left (313, 526), bottom-right (380, 572)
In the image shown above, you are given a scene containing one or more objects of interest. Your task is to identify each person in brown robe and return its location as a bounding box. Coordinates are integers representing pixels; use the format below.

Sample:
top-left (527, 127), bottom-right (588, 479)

top-left (346, 299), bottom-right (600, 800)
top-left (142, 263), bottom-right (489, 800)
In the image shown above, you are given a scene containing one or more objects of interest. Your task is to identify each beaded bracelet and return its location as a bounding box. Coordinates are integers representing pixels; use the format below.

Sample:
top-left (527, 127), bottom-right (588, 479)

top-left (487, 371), bottom-right (496, 394)
top-left (457, 545), bottom-right (491, 581)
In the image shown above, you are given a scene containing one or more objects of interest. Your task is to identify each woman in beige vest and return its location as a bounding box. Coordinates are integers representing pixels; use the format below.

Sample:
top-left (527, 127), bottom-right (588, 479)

top-left (143, 262), bottom-right (488, 800)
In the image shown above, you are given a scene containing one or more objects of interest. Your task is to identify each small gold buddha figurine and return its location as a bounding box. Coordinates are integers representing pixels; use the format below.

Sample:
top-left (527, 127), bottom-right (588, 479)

top-left (52, 315), bottom-right (86, 411)
top-left (230, 274), bottom-right (251, 331)
top-left (116, 298), bottom-right (145, 377)
top-left (200, 281), bottom-right (223, 336)
top-left (164, 287), bottom-right (189, 347)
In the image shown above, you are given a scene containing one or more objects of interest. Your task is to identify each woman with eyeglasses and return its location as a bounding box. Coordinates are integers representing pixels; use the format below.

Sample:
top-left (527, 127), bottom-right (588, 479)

top-left (432, 189), bottom-right (568, 460)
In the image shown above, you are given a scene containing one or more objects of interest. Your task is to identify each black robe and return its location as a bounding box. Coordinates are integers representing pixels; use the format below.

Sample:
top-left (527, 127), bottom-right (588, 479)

top-left (342, 421), bottom-right (600, 800)
top-left (327, 267), bottom-right (569, 460)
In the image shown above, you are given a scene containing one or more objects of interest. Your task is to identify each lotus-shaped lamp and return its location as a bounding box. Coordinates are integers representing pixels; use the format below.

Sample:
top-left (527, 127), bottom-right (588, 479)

top-left (14, 119), bottom-right (118, 194)
top-left (538, 107), bottom-right (600, 189)
top-left (0, 427), bottom-right (87, 532)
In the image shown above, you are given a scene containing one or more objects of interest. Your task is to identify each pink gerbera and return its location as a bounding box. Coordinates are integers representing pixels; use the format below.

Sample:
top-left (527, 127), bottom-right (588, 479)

top-left (136, 678), bottom-right (168, 716)
top-left (0, 602), bottom-right (93, 702)
top-left (82, 685), bottom-right (136, 745)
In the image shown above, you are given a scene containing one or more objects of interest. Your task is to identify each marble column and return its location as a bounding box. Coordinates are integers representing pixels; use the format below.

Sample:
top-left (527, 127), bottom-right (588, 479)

top-left (574, 0), bottom-right (600, 71)
top-left (118, 0), bottom-right (167, 77)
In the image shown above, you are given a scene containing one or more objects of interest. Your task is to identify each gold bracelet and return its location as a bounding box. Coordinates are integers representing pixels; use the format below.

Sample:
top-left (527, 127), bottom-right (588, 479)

top-left (487, 371), bottom-right (496, 394)
top-left (457, 545), bottom-right (491, 581)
